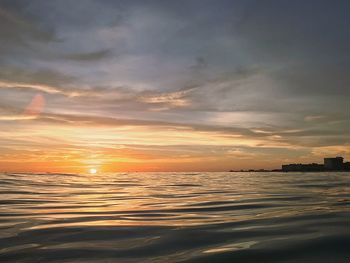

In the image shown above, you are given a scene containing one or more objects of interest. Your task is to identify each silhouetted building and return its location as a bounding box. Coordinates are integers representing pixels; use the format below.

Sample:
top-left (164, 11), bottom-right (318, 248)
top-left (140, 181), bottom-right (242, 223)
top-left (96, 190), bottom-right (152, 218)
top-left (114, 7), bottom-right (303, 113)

top-left (324, 157), bottom-right (344, 170)
top-left (281, 156), bottom-right (350, 172)
top-left (343, 162), bottom-right (350, 171)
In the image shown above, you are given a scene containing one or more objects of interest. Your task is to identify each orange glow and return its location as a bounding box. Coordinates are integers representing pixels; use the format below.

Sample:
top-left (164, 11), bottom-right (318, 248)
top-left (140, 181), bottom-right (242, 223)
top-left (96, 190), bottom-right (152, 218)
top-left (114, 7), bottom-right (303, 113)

top-left (1, 110), bottom-right (350, 173)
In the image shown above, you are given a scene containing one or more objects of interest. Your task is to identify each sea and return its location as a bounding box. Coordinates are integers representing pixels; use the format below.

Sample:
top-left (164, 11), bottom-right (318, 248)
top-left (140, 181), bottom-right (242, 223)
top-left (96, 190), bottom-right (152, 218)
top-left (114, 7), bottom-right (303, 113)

top-left (1, 172), bottom-right (350, 262)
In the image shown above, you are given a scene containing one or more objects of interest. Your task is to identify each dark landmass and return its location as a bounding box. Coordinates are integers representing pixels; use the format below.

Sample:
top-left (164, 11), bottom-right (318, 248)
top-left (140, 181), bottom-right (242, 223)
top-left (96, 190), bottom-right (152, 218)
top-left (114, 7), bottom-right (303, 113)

top-left (230, 156), bottom-right (350, 172)
top-left (229, 169), bottom-right (282, 173)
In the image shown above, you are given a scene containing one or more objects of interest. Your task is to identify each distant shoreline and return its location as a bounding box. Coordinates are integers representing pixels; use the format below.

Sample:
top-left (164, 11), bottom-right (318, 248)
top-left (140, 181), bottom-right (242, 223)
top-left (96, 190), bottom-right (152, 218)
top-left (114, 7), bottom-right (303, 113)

top-left (229, 169), bottom-right (350, 173)
top-left (230, 156), bottom-right (350, 173)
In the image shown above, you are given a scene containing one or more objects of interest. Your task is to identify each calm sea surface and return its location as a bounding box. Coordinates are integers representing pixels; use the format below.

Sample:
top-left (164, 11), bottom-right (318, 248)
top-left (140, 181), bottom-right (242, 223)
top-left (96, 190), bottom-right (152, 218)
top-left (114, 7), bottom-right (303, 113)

top-left (1, 172), bottom-right (350, 262)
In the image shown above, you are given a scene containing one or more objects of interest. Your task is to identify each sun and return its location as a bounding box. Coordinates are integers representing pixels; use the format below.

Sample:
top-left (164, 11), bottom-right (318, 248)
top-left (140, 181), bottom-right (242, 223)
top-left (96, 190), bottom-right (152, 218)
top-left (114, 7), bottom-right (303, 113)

top-left (89, 168), bottom-right (97, 174)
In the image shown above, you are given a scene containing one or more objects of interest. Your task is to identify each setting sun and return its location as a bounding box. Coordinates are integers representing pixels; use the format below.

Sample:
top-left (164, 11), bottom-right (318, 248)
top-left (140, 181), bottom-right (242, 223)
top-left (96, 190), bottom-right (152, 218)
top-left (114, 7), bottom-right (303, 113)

top-left (89, 168), bottom-right (97, 174)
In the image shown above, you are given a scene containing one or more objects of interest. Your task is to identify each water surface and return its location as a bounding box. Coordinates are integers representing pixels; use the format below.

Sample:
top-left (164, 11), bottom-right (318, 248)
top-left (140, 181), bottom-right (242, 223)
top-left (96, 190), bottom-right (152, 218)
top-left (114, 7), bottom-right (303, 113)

top-left (1, 172), bottom-right (350, 262)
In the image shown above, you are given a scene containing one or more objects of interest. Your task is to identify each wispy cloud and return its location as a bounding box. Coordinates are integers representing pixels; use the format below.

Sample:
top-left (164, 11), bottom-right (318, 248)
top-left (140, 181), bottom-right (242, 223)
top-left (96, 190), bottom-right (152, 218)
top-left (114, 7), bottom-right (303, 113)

top-left (64, 49), bottom-right (113, 62)
top-left (138, 88), bottom-right (194, 108)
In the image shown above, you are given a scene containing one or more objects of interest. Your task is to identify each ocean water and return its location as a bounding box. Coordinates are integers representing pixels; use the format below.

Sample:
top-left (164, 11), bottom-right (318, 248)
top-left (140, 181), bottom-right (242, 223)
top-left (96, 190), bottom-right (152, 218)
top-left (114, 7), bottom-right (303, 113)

top-left (1, 172), bottom-right (350, 262)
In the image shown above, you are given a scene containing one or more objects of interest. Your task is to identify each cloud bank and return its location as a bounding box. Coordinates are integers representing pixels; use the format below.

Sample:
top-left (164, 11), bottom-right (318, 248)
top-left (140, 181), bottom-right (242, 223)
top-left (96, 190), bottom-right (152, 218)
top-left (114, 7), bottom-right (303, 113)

top-left (1, 0), bottom-right (350, 171)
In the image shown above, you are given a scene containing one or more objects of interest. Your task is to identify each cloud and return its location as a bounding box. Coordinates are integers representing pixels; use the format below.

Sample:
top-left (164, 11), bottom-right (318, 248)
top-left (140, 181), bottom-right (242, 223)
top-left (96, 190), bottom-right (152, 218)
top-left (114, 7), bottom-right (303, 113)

top-left (64, 49), bottom-right (113, 62)
top-left (0, 6), bottom-right (55, 43)
top-left (0, 5), bottom-right (57, 64)
top-left (0, 115), bottom-right (36, 121)
top-left (138, 89), bottom-right (194, 108)
top-left (18, 111), bottom-right (347, 148)
top-left (0, 80), bottom-right (92, 98)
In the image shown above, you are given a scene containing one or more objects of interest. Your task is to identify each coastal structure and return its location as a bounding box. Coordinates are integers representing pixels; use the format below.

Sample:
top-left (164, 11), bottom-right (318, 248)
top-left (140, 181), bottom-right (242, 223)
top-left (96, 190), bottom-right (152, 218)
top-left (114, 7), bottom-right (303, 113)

top-left (229, 156), bottom-right (350, 172)
top-left (282, 157), bottom-right (350, 172)
top-left (324, 157), bottom-right (344, 170)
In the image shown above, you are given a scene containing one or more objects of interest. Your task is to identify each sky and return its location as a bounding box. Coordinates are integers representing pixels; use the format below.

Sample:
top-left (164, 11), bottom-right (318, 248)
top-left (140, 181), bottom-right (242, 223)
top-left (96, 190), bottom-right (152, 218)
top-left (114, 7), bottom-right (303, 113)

top-left (1, 0), bottom-right (350, 173)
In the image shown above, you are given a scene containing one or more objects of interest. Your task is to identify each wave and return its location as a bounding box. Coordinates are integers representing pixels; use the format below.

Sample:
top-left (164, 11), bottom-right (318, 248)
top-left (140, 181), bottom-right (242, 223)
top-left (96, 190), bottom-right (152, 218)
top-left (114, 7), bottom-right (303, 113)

top-left (1, 172), bottom-right (350, 262)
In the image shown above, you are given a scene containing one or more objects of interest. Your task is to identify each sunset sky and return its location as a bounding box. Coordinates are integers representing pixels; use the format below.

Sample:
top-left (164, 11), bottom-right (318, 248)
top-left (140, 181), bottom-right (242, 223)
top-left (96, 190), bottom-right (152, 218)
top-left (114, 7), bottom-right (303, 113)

top-left (1, 0), bottom-right (350, 173)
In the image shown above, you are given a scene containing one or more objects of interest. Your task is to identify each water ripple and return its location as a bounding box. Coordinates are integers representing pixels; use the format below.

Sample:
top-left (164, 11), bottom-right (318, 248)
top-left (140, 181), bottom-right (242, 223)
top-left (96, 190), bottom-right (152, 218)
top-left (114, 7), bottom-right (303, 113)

top-left (1, 172), bottom-right (350, 262)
